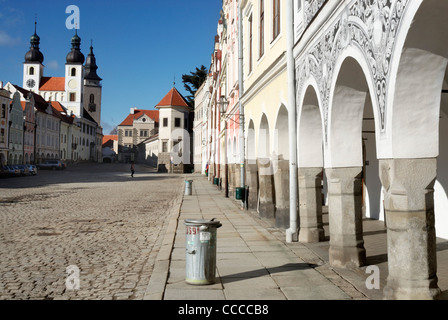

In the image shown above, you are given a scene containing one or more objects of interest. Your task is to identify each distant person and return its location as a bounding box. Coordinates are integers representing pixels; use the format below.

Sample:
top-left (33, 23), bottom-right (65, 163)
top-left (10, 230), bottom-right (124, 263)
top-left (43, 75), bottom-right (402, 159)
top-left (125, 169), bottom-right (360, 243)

top-left (131, 162), bottom-right (135, 178)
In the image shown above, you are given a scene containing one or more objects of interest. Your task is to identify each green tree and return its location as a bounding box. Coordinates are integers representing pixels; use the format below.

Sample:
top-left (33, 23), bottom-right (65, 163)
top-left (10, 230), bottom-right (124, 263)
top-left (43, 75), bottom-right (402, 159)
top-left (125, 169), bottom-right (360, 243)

top-left (182, 65), bottom-right (208, 106)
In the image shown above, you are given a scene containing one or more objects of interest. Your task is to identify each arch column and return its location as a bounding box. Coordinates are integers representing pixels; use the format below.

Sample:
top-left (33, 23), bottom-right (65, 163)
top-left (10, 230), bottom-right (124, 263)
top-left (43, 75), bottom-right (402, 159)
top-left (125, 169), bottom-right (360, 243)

top-left (273, 159), bottom-right (290, 228)
top-left (245, 161), bottom-right (259, 209)
top-left (257, 158), bottom-right (276, 221)
top-left (326, 167), bottom-right (366, 268)
top-left (380, 158), bottom-right (441, 300)
top-left (298, 167), bottom-right (325, 243)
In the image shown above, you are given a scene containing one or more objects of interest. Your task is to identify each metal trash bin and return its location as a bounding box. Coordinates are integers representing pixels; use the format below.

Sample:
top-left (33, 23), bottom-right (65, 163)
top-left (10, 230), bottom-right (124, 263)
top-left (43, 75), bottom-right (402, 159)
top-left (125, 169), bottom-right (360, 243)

top-left (235, 187), bottom-right (245, 200)
top-left (185, 180), bottom-right (193, 195)
top-left (184, 218), bottom-right (222, 285)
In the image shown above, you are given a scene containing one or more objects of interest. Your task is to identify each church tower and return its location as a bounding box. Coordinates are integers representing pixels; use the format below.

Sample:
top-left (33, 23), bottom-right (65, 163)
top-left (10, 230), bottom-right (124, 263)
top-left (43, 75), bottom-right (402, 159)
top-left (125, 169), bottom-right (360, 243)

top-left (65, 31), bottom-right (85, 117)
top-left (23, 21), bottom-right (44, 92)
top-left (83, 43), bottom-right (102, 126)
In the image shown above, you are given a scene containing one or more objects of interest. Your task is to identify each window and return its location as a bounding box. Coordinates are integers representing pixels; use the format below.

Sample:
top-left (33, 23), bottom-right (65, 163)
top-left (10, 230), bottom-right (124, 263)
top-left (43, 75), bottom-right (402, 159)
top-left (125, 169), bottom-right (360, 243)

top-left (163, 118), bottom-right (168, 127)
top-left (89, 94), bottom-right (95, 104)
top-left (259, 0), bottom-right (265, 58)
top-left (71, 68), bottom-right (76, 77)
top-left (29, 67), bottom-right (34, 75)
top-left (70, 93), bottom-right (76, 102)
top-left (1, 104), bottom-right (5, 118)
top-left (249, 15), bottom-right (253, 73)
top-left (0, 129), bottom-right (4, 143)
top-left (140, 130), bottom-right (148, 137)
top-left (175, 118), bottom-right (181, 128)
top-left (162, 141), bottom-right (168, 153)
top-left (273, 0), bottom-right (281, 40)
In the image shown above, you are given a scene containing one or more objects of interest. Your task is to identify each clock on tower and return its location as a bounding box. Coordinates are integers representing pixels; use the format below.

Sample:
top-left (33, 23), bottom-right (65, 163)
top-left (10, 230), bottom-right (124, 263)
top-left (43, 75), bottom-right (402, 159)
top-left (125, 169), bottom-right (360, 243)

top-left (26, 79), bottom-right (36, 89)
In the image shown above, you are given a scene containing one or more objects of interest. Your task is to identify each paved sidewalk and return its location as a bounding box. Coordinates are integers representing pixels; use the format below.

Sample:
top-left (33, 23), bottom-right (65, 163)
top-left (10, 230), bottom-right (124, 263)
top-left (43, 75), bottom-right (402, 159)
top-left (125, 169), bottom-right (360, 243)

top-left (144, 174), bottom-right (448, 300)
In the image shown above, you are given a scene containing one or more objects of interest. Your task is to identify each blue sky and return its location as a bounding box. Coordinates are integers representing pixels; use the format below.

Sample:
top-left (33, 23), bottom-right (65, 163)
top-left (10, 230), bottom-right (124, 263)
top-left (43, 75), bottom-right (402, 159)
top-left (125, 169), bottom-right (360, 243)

top-left (0, 0), bottom-right (222, 134)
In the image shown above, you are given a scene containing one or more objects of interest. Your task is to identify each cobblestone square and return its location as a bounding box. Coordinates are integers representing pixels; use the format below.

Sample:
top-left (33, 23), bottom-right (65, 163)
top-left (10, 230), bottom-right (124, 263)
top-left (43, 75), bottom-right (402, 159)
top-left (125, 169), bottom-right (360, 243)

top-left (0, 163), bottom-right (184, 300)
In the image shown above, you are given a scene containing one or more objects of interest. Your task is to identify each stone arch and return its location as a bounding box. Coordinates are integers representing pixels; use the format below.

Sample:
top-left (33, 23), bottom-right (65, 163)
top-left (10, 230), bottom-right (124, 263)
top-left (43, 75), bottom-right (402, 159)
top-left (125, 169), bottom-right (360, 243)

top-left (273, 105), bottom-right (289, 160)
top-left (298, 83), bottom-right (324, 168)
top-left (232, 136), bottom-right (238, 163)
top-left (257, 113), bottom-right (275, 220)
top-left (258, 113), bottom-right (271, 161)
top-left (386, 0), bottom-right (448, 159)
top-left (297, 83), bottom-right (326, 243)
top-left (247, 119), bottom-right (256, 164)
top-left (273, 105), bottom-right (290, 228)
top-left (327, 49), bottom-right (380, 168)
top-left (380, 0), bottom-right (448, 300)
top-left (245, 119), bottom-right (259, 210)
top-left (325, 51), bottom-right (382, 269)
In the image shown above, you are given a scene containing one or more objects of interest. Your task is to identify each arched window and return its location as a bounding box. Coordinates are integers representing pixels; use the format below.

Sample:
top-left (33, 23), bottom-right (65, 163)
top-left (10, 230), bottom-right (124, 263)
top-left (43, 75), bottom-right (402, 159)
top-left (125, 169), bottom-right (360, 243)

top-left (29, 67), bottom-right (35, 75)
top-left (71, 68), bottom-right (76, 77)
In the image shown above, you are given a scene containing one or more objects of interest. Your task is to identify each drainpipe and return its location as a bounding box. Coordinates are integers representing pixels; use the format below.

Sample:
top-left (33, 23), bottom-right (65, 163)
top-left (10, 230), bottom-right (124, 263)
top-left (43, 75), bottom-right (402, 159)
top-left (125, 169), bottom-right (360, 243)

top-left (286, 0), bottom-right (298, 243)
top-left (238, 0), bottom-right (246, 205)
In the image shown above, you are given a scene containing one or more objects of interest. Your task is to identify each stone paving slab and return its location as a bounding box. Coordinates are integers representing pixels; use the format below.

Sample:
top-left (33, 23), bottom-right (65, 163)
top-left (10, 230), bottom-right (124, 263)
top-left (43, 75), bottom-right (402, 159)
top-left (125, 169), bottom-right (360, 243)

top-left (144, 175), bottom-right (373, 300)
top-left (143, 174), bottom-right (448, 301)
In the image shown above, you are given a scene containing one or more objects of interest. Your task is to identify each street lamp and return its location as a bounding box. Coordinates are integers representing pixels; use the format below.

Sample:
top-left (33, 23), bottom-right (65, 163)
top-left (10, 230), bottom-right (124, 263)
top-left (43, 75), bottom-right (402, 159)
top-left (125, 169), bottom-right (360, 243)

top-left (218, 95), bottom-right (228, 115)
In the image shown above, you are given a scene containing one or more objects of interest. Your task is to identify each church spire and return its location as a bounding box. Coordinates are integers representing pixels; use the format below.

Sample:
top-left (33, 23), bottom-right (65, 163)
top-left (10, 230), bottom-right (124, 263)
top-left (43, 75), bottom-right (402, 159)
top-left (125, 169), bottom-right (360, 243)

top-left (66, 30), bottom-right (85, 64)
top-left (25, 18), bottom-right (44, 63)
top-left (84, 42), bottom-right (102, 82)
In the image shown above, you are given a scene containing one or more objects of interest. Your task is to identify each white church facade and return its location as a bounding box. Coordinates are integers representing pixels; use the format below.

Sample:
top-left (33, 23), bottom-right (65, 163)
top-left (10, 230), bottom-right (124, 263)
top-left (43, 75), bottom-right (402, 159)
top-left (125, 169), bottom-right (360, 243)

top-left (17, 24), bottom-right (103, 163)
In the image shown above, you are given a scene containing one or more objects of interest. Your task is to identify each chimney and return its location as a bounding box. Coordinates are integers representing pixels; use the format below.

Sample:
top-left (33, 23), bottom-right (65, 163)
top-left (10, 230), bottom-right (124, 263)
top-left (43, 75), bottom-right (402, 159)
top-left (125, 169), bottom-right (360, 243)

top-left (130, 107), bottom-right (136, 115)
top-left (0, 81), bottom-right (3, 89)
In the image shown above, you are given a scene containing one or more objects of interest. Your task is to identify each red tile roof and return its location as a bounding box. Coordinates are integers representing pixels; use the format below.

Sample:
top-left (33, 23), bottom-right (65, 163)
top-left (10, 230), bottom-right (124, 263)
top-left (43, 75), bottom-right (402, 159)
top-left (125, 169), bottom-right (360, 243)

top-left (40, 77), bottom-right (65, 91)
top-left (156, 87), bottom-right (189, 108)
top-left (103, 135), bottom-right (118, 142)
top-left (103, 135), bottom-right (118, 147)
top-left (119, 109), bottom-right (160, 126)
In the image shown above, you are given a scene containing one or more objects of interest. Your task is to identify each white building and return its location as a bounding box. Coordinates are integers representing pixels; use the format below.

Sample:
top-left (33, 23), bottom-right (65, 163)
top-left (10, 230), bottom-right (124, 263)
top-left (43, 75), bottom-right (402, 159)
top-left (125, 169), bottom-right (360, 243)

top-left (193, 77), bottom-right (212, 174)
top-left (155, 87), bottom-right (193, 173)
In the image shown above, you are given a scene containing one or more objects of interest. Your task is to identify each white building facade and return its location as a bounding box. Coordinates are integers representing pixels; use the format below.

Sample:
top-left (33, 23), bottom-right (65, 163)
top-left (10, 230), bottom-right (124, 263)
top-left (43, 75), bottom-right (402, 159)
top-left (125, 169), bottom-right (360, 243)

top-left (195, 0), bottom-right (448, 300)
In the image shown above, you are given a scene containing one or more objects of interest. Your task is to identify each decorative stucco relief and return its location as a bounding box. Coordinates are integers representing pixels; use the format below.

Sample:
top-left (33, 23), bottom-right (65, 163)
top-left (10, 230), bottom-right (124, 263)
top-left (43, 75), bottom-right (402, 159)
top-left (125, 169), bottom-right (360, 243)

top-left (297, 0), bottom-right (409, 143)
top-left (304, 0), bottom-right (327, 27)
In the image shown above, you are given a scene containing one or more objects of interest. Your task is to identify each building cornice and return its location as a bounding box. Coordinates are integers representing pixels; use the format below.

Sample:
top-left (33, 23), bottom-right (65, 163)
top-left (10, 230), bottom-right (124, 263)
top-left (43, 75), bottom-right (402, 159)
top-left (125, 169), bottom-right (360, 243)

top-left (240, 52), bottom-right (287, 106)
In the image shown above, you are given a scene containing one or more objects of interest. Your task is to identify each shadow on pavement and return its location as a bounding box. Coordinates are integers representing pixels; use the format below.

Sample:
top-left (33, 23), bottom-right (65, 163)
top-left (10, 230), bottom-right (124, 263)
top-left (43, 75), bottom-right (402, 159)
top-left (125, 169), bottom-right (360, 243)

top-left (220, 263), bottom-right (317, 284)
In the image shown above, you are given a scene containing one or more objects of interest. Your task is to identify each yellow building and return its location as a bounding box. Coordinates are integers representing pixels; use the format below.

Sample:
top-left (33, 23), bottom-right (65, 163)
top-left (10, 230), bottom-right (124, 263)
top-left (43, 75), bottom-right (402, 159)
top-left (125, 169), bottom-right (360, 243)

top-left (240, 0), bottom-right (290, 228)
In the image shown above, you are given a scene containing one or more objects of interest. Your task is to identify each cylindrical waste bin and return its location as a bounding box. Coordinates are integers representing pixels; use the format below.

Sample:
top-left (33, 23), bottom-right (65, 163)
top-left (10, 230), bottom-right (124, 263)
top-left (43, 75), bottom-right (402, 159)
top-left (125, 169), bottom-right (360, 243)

top-left (184, 218), bottom-right (222, 285)
top-left (235, 187), bottom-right (245, 200)
top-left (185, 180), bottom-right (193, 195)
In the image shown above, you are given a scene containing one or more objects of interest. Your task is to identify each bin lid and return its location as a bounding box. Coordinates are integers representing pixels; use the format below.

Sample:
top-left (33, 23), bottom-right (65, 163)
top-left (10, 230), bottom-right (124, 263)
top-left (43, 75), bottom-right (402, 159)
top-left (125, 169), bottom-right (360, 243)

top-left (184, 218), bottom-right (221, 227)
